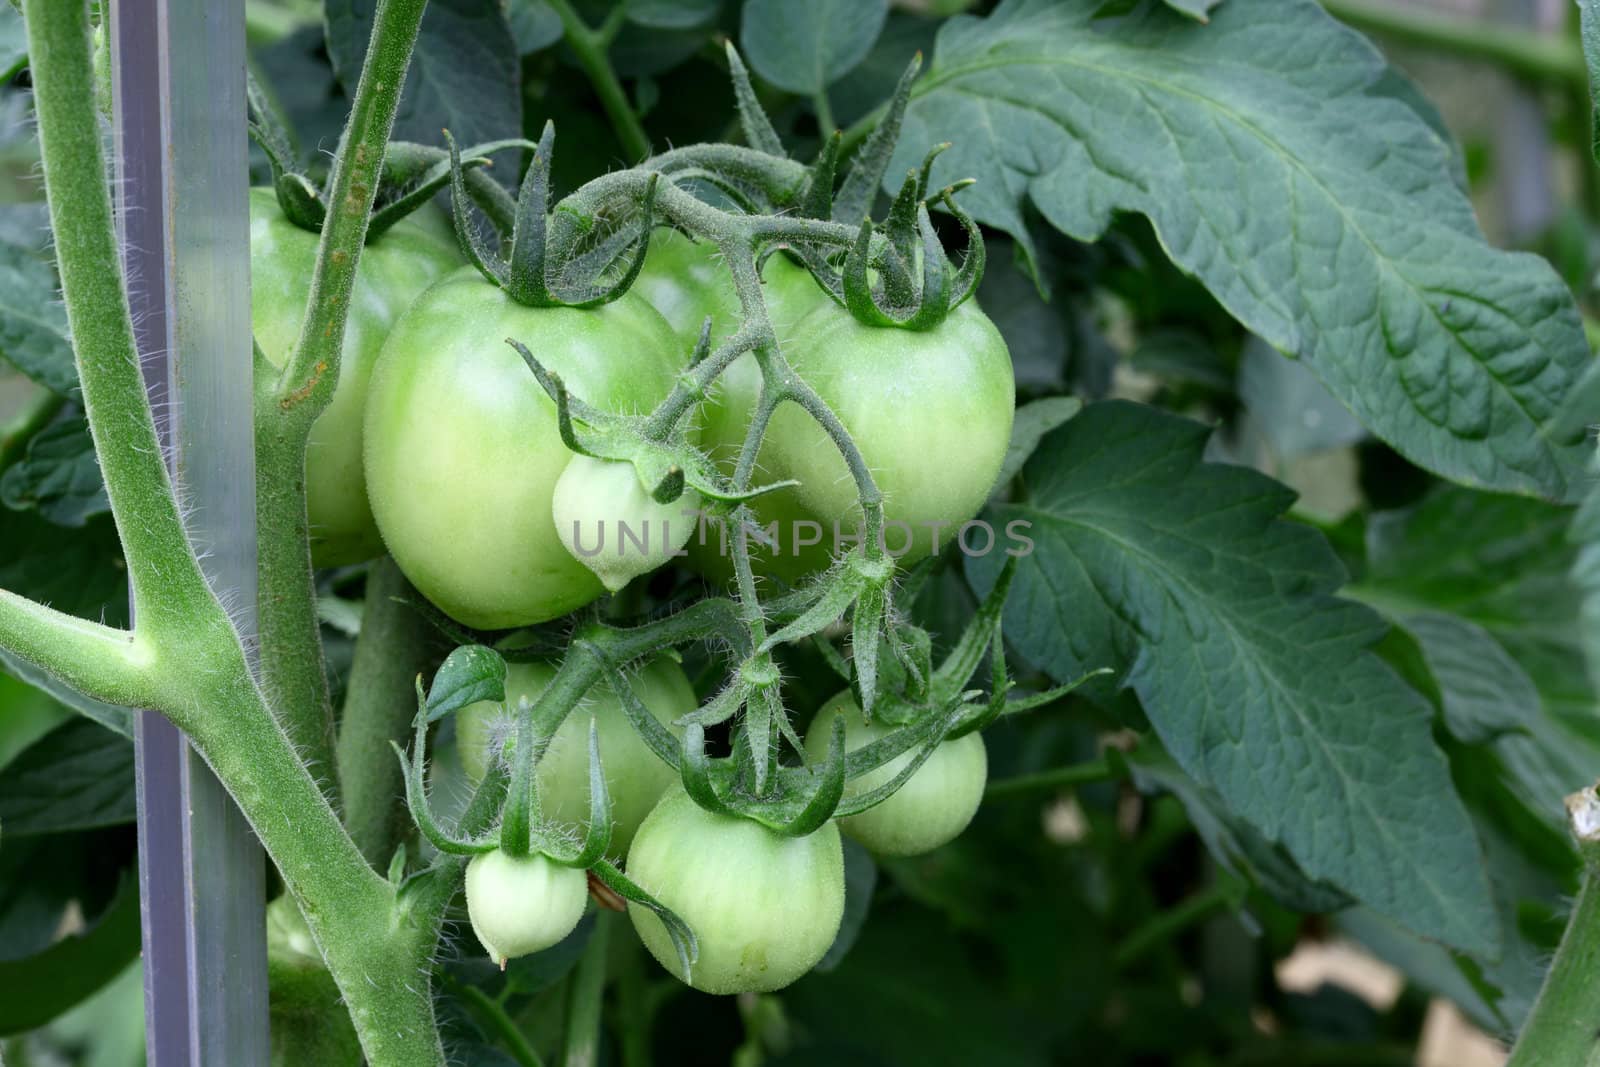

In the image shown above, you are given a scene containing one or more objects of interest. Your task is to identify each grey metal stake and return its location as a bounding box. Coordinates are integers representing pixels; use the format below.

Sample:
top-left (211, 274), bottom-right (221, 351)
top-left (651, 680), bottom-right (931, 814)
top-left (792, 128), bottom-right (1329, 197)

top-left (111, 1), bottom-right (271, 1062)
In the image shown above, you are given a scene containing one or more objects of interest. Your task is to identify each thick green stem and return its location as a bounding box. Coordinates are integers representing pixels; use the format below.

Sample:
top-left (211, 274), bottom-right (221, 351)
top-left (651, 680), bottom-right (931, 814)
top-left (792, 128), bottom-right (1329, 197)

top-left (337, 557), bottom-right (437, 867)
top-left (1507, 786), bottom-right (1600, 1067)
top-left (254, 0), bottom-right (431, 806)
top-left (548, 0), bottom-right (650, 161)
top-left (163, 648), bottom-right (443, 1067)
top-left (1322, 0), bottom-right (1587, 87)
top-left (21, 0), bottom-right (216, 641)
top-left (562, 913), bottom-right (613, 1067)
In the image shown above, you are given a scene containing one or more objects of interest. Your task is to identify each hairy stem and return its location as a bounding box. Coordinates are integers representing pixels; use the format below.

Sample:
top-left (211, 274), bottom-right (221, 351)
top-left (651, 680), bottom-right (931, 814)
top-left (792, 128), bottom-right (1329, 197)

top-left (548, 0), bottom-right (650, 161)
top-left (254, 0), bottom-right (431, 806)
top-left (338, 557), bottom-right (438, 867)
top-left (1508, 786), bottom-right (1600, 1067)
top-left (22, 0), bottom-right (216, 640)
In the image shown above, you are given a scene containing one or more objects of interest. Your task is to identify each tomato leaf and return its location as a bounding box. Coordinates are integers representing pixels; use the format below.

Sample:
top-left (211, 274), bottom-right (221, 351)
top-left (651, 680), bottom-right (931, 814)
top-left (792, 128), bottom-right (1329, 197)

top-left (0, 876), bottom-right (141, 1036)
top-left (0, 416), bottom-right (109, 527)
top-left (739, 0), bottom-right (888, 96)
top-left (630, 0), bottom-right (721, 30)
top-left (969, 400), bottom-right (1497, 954)
top-left (894, 0), bottom-right (1589, 500)
top-left (0, 720), bottom-right (134, 836)
top-left (995, 396), bottom-right (1081, 489)
top-left (0, 4), bottom-right (23, 82)
top-left (1580, 0), bottom-right (1600, 164)
top-left (506, 0), bottom-right (562, 54)
top-left (425, 645), bottom-right (508, 722)
top-left (0, 240), bottom-right (76, 398)
top-left (326, 0), bottom-right (521, 149)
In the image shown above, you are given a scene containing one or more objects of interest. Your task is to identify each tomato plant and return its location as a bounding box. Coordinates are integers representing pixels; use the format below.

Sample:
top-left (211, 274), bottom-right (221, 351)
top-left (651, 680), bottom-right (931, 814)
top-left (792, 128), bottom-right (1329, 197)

top-left (4, 1), bottom-right (1600, 1066)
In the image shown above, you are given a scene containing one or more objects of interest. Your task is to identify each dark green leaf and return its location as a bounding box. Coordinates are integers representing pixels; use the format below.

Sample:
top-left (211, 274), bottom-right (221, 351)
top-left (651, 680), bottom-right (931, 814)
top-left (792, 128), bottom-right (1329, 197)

top-left (630, 0), bottom-right (720, 30)
top-left (1128, 329), bottom-right (1231, 390)
top-left (0, 416), bottom-right (108, 526)
top-left (425, 645), bottom-right (507, 722)
top-left (0, 4), bottom-right (24, 82)
top-left (894, 0), bottom-right (1589, 500)
top-left (740, 0), bottom-right (888, 95)
top-left (1398, 612), bottom-right (1539, 745)
top-left (0, 720), bottom-right (135, 835)
top-left (969, 401), bottom-right (1496, 953)
top-left (0, 877), bottom-right (141, 1036)
top-left (0, 508), bottom-right (127, 625)
top-left (0, 240), bottom-right (76, 397)
top-left (1124, 745), bottom-right (1349, 915)
top-left (996, 397), bottom-right (1081, 489)
top-left (1574, 477), bottom-right (1600, 695)
top-left (507, 0), bottom-right (563, 53)
top-left (326, 0), bottom-right (521, 149)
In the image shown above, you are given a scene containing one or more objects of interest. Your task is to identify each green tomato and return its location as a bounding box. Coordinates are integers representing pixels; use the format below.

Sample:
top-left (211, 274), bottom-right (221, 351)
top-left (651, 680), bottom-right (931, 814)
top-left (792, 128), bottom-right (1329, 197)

top-left (457, 657), bottom-right (692, 852)
top-left (464, 848), bottom-right (589, 966)
top-left (250, 188), bottom-right (459, 566)
top-left (553, 454), bottom-right (704, 592)
top-left (761, 300), bottom-right (1015, 564)
top-left (626, 787), bottom-right (844, 994)
top-left (803, 691), bottom-right (987, 857)
top-left (364, 269), bottom-right (681, 628)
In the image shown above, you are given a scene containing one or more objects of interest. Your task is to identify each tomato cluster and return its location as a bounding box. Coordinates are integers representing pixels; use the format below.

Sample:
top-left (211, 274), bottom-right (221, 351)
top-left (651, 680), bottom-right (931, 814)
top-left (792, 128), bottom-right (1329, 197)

top-left (254, 191), bottom-right (1013, 994)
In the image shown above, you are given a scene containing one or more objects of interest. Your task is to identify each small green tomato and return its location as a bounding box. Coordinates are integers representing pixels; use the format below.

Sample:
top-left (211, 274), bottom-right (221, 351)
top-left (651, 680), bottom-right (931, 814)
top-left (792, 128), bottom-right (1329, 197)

top-left (552, 454), bottom-right (703, 592)
top-left (464, 849), bottom-right (588, 967)
top-left (803, 691), bottom-right (988, 857)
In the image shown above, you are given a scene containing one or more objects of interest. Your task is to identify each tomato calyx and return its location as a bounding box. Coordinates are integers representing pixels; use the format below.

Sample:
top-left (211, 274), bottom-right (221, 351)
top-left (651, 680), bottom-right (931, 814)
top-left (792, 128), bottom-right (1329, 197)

top-left (248, 77), bottom-right (526, 241)
top-left (446, 123), bottom-right (659, 310)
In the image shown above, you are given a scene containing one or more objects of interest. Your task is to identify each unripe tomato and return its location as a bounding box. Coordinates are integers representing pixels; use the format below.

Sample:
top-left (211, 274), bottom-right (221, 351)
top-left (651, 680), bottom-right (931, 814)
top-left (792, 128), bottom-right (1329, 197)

top-left (363, 269), bottom-right (681, 628)
top-left (251, 189), bottom-right (459, 566)
top-left (457, 657), bottom-right (692, 852)
top-left (762, 301), bottom-right (1015, 564)
top-left (552, 454), bottom-right (703, 592)
top-left (464, 849), bottom-right (588, 966)
top-left (803, 691), bottom-right (987, 857)
top-left (626, 787), bottom-right (845, 994)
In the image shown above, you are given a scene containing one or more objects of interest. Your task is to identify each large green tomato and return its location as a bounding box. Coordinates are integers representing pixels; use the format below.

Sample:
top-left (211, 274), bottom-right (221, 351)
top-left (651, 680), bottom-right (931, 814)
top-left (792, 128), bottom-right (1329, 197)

top-left (626, 787), bottom-right (844, 994)
top-left (364, 270), bottom-right (681, 628)
top-left (803, 691), bottom-right (987, 857)
top-left (464, 848), bottom-right (589, 966)
top-left (761, 300), bottom-right (1015, 564)
top-left (250, 188), bottom-right (458, 566)
top-left (456, 656), bottom-right (692, 852)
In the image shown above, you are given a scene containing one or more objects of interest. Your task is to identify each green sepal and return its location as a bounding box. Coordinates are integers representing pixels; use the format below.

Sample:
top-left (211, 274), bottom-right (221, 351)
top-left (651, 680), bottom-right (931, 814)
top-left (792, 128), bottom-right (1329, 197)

top-left (541, 720), bottom-right (614, 868)
top-left (799, 132), bottom-right (841, 220)
top-left (396, 685), bottom-right (499, 857)
top-left (835, 53), bottom-right (922, 226)
top-left (724, 43), bottom-right (785, 159)
top-left (497, 695), bottom-right (539, 859)
top-left (592, 859), bottom-right (699, 977)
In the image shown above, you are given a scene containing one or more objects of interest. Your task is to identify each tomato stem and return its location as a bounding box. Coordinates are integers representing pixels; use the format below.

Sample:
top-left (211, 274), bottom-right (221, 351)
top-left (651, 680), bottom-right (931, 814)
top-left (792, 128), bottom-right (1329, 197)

top-left (1507, 784), bottom-right (1600, 1066)
top-left (548, 0), bottom-right (651, 162)
top-left (562, 912), bottom-right (614, 1067)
